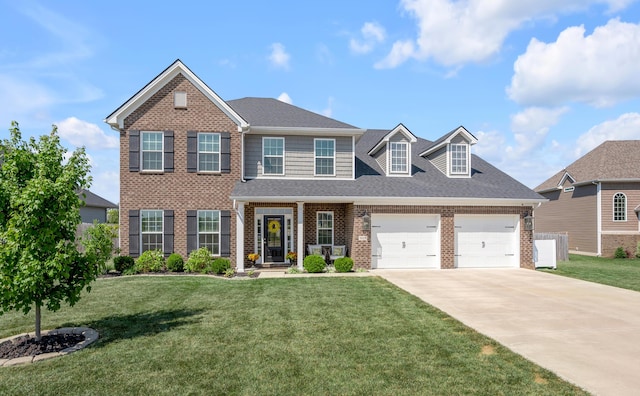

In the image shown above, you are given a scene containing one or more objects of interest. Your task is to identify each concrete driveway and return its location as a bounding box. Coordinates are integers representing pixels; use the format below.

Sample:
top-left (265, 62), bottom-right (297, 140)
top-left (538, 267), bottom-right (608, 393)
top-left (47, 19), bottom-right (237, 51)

top-left (375, 268), bottom-right (640, 396)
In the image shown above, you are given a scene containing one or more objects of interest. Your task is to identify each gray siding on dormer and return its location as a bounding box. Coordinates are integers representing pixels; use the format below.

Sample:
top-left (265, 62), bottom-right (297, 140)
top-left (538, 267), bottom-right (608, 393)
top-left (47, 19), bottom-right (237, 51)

top-left (427, 146), bottom-right (447, 175)
top-left (244, 135), bottom-right (353, 179)
top-left (374, 147), bottom-right (387, 174)
top-left (451, 135), bottom-right (467, 144)
top-left (390, 134), bottom-right (410, 143)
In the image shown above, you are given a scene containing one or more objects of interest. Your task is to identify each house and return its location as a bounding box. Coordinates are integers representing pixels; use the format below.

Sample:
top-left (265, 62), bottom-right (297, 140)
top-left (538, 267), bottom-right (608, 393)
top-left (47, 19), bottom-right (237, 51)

top-left (78, 189), bottom-right (118, 224)
top-left (105, 59), bottom-right (544, 271)
top-left (534, 140), bottom-right (640, 257)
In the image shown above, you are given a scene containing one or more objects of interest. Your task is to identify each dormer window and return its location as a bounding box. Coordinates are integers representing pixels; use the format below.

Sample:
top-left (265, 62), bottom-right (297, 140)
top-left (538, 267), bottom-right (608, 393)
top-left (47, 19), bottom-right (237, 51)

top-left (450, 143), bottom-right (468, 174)
top-left (390, 142), bottom-right (408, 173)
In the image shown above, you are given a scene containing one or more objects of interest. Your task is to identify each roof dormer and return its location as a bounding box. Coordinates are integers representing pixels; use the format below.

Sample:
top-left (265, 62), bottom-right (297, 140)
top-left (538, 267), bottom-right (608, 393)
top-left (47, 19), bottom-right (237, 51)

top-left (368, 124), bottom-right (417, 177)
top-left (420, 126), bottom-right (477, 178)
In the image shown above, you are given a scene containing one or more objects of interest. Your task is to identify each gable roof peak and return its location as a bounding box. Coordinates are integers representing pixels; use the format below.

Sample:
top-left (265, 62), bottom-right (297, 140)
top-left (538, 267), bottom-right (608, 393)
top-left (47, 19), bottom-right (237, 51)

top-left (367, 123), bottom-right (418, 156)
top-left (419, 125), bottom-right (478, 157)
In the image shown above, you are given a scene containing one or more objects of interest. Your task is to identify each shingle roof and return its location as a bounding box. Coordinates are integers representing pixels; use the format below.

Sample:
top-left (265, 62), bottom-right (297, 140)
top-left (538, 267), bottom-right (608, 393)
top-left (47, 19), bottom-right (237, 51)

top-left (231, 129), bottom-right (543, 201)
top-left (228, 98), bottom-right (358, 129)
top-left (78, 189), bottom-right (118, 208)
top-left (535, 140), bottom-right (640, 191)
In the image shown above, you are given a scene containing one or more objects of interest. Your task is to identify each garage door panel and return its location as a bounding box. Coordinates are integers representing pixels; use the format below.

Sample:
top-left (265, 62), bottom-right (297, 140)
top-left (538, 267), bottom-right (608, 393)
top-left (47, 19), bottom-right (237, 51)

top-left (455, 215), bottom-right (519, 268)
top-left (372, 214), bottom-right (440, 269)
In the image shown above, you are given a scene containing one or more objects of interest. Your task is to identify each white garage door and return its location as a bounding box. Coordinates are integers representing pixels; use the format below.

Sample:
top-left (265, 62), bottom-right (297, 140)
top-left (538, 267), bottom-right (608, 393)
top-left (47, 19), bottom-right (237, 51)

top-left (371, 214), bottom-right (440, 269)
top-left (455, 215), bottom-right (519, 268)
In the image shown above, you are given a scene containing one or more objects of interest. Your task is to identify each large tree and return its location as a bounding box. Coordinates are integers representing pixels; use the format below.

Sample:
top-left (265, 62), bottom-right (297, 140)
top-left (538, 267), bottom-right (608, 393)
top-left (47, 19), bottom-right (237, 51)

top-left (0, 121), bottom-right (109, 340)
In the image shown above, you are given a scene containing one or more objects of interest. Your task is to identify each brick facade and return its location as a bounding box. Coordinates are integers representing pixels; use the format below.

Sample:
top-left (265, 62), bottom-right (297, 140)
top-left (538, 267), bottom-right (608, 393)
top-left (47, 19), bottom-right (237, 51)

top-left (119, 73), bottom-right (240, 260)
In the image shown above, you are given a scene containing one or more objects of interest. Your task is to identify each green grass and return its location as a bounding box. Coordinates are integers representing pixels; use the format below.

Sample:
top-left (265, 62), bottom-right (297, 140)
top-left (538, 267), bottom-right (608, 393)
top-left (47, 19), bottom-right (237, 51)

top-left (0, 276), bottom-right (586, 395)
top-left (541, 254), bottom-right (640, 292)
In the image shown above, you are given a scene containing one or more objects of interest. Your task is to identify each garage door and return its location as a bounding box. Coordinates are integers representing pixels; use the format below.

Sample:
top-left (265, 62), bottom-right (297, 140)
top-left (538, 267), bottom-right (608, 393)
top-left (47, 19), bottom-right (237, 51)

top-left (454, 215), bottom-right (519, 268)
top-left (371, 214), bottom-right (440, 269)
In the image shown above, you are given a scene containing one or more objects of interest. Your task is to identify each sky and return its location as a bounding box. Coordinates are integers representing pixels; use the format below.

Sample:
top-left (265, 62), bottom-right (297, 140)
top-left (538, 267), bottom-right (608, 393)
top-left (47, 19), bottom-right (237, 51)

top-left (1, 0), bottom-right (640, 204)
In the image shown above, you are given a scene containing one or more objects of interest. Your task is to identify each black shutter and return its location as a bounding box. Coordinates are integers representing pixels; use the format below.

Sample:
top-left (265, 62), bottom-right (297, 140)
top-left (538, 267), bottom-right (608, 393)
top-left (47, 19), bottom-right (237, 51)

top-left (164, 210), bottom-right (174, 256)
top-left (128, 210), bottom-right (140, 257)
top-left (186, 210), bottom-right (198, 255)
top-left (164, 131), bottom-right (174, 173)
top-left (220, 210), bottom-right (231, 257)
top-left (187, 131), bottom-right (197, 173)
top-left (129, 130), bottom-right (140, 172)
top-left (221, 132), bottom-right (231, 173)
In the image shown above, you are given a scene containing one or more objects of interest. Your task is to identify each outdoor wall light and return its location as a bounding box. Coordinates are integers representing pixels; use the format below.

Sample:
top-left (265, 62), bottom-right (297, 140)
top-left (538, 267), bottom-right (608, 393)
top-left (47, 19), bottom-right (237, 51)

top-left (362, 211), bottom-right (371, 231)
top-left (524, 212), bottom-right (534, 231)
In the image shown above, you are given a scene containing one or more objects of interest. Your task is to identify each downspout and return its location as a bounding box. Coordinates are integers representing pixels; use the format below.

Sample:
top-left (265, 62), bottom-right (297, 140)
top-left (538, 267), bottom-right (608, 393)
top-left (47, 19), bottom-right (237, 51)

top-left (595, 181), bottom-right (602, 256)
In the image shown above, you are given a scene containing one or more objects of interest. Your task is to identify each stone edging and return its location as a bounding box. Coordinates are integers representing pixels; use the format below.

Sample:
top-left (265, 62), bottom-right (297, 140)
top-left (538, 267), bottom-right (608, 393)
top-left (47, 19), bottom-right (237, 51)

top-left (0, 327), bottom-right (99, 367)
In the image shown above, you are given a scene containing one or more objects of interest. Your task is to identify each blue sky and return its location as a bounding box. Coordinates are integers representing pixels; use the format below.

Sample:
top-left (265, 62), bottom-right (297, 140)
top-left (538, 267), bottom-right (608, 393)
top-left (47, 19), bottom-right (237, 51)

top-left (1, 0), bottom-right (640, 204)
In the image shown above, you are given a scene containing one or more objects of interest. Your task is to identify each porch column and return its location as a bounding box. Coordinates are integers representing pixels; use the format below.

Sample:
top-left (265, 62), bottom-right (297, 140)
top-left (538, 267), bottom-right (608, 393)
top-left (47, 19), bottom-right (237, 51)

top-left (236, 201), bottom-right (245, 273)
top-left (297, 201), bottom-right (304, 270)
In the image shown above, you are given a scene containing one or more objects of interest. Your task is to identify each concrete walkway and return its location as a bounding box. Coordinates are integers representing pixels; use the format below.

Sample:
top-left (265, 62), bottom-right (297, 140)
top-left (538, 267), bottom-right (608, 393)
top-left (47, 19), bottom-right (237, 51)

top-left (374, 268), bottom-right (640, 396)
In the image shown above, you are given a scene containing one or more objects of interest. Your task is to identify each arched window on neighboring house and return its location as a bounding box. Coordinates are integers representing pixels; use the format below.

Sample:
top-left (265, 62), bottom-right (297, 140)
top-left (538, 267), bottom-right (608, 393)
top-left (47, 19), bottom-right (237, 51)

top-left (613, 192), bottom-right (627, 221)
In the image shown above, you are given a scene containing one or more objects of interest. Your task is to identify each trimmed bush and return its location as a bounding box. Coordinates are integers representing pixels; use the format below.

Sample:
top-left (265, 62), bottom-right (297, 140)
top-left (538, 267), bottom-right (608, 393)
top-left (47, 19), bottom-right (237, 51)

top-left (167, 253), bottom-right (184, 272)
top-left (303, 255), bottom-right (326, 273)
top-left (334, 257), bottom-right (354, 273)
top-left (113, 255), bottom-right (135, 272)
top-left (614, 246), bottom-right (627, 259)
top-left (135, 250), bottom-right (165, 273)
top-left (185, 247), bottom-right (213, 273)
top-left (209, 257), bottom-right (231, 274)
top-left (636, 242), bottom-right (640, 259)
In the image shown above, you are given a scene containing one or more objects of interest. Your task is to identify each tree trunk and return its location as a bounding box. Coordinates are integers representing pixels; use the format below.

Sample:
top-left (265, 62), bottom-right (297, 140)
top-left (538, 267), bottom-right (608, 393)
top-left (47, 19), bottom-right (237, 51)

top-left (35, 303), bottom-right (41, 341)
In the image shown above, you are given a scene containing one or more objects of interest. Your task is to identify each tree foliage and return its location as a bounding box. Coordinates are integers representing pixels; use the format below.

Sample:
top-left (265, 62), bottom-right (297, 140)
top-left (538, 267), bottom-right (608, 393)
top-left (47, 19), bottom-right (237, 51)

top-left (0, 121), bottom-right (109, 339)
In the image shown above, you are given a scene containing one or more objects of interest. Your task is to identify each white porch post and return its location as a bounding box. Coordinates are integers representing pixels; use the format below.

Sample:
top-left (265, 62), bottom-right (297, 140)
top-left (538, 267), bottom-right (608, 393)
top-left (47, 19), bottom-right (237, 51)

top-left (236, 201), bottom-right (245, 273)
top-left (297, 201), bottom-right (304, 270)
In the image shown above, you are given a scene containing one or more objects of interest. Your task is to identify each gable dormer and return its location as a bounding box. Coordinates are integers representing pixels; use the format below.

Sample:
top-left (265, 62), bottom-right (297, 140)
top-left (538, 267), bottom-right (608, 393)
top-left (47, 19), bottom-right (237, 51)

top-left (368, 124), bottom-right (417, 177)
top-left (420, 126), bottom-right (477, 178)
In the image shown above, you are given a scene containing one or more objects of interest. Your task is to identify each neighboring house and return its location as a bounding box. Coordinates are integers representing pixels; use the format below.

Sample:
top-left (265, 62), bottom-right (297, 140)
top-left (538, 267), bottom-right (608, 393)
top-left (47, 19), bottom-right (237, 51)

top-left (78, 189), bottom-right (118, 223)
top-left (105, 60), bottom-right (544, 271)
top-left (534, 140), bottom-right (640, 257)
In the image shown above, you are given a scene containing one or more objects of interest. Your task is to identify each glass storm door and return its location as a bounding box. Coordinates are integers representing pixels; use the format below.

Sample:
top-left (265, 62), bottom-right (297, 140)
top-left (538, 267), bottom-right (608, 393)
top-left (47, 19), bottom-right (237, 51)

top-left (264, 215), bottom-right (285, 262)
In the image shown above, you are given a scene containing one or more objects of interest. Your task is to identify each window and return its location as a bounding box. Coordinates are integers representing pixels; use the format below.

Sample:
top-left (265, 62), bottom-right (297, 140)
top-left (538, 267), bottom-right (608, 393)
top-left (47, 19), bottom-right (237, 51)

top-left (450, 144), bottom-right (468, 174)
top-left (198, 210), bottom-right (220, 254)
top-left (198, 133), bottom-right (220, 172)
top-left (390, 142), bottom-right (408, 173)
top-left (263, 137), bottom-right (284, 175)
top-left (317, 211), bottom-right (333, 245)
top-left (141, 132), bottom-right (163, 171)
top-left (315, 139), bottom-right (335, 176)
top-left (613, 193), bottom-right (627, 221)
top-left (141, 210), bottom-right (163, 252)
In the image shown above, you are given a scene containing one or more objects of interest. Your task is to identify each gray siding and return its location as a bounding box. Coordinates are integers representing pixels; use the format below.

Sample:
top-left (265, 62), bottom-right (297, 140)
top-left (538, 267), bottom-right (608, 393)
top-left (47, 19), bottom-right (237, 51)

top-left (374, 147), bottom-right (387, 174)
top-left (451, 135), bottom-right (466, 144)
top-left (244, 135), bottom-right (353, 179)
top-left (80, 207), bottom-right (107, 223)
top-left (427, 146), bottom-right (447, 175)
top-left (390, 134), bottom-right (410, 143)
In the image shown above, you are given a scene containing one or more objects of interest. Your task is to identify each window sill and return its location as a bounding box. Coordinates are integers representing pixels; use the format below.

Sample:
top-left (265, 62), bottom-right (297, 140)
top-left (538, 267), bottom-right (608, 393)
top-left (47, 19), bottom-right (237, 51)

top-left (139, 170), bottom-right (164, 175)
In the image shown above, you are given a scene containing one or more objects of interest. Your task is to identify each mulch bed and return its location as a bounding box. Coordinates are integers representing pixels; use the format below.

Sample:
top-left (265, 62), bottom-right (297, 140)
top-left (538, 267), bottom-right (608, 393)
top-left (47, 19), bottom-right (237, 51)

top-left (0, 333), bottom-right (85, 359)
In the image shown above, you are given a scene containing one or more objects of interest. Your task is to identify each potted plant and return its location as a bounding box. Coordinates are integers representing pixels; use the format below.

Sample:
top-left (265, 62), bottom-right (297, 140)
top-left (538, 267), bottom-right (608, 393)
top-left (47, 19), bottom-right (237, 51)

top-left (286, 251), bottom-right (297, 264)
top-left (247, 253), bottom-right (260, 267)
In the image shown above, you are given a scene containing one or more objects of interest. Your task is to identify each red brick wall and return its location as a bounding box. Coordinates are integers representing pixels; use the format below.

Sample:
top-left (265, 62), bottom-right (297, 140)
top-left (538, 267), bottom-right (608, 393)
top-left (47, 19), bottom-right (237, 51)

top-left (120, 73), bottom-right (240, 261)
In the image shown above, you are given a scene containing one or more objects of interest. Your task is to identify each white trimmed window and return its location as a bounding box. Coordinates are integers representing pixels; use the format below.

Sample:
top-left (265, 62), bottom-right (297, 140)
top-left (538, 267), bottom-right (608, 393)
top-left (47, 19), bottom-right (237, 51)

top-left (263, 137), bottom-right (284, 175)
top-left (390, 142), bottom-right (408, 173)
top-left (198, 210), bottom-right (220, 254)
top-left (198, 133), bottom-right (220, 172)
top-left (141, 132), bottom-right (163, 171)
top-left (317, 211), bottom-right (334, 245)
top-left (613, 193), bottom-right (627, 221)
top-left (141, 210), bottom-right (163, 252)
top-left (315, 139), bottom-right (335, 176)
top-left (450, 143), bottom-right (468, 174)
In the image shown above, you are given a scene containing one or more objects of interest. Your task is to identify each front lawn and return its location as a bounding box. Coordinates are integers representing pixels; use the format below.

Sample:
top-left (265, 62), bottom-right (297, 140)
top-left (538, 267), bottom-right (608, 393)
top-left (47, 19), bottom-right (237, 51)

top-left (0, 276), bottom-right (586, 395)
top-left (540, 254), bottom-right (640, 292)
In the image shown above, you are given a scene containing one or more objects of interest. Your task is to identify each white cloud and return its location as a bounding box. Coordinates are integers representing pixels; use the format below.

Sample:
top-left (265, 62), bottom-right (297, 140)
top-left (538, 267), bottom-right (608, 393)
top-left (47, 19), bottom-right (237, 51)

top-left (574, 112), bottom-right (640, 157)
top-left (277, 92), bottom-right (292, 104)
top-left (508, 19), bottom-right (640, 107)
top-left (89, 170), bottom-right (119, 205)
top-left (322, 97), bottom-right (334, 118)
top-left (268, 43), bottom-right (291, 70)
top-left (57, 117), bottom-right (118, 149)
top-left (350, 22), bottom-right (386, 54)
top-left (377, 0), bottom-right (635, 68)
top-left (509, 106), bottom-right (569, 154)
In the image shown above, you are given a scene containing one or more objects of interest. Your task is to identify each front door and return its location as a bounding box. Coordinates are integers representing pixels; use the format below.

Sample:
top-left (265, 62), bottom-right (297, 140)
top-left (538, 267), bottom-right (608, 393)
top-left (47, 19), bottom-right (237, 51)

top-left (264, 215), bottom-right (285, 262)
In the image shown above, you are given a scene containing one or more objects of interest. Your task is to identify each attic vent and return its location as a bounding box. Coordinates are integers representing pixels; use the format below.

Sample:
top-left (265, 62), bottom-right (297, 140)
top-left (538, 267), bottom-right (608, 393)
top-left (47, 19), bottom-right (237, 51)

top-left (563, 186), bottom-right (575, 193)
top-left (174, 91), bottom-right (187, 108)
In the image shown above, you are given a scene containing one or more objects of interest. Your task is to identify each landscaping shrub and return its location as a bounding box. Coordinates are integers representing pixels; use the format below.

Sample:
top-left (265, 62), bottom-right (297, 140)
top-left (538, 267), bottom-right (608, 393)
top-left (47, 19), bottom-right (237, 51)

top-left (185, 247), bottom-right (213, 273)
top-left (166, 253), bottom-right (184, 272)
top-left (334, 257), bottom-right (354, 273)
top-left (113, 255), bottom-right (135, 272)
top-left (636, 242), bottom-right (640, 259)
top-left (135, 250), bottom-right (165, 272)
top-left (303, 255), bottom-right (326, 273)
top-left (223, 267), bottom-right (235, 277)
top-left (209, 257), bottom-right (231, 274)
top-left (614, 246), bottom-right (627, 259)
